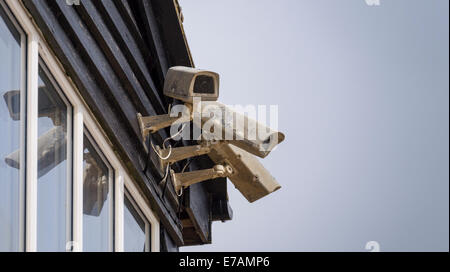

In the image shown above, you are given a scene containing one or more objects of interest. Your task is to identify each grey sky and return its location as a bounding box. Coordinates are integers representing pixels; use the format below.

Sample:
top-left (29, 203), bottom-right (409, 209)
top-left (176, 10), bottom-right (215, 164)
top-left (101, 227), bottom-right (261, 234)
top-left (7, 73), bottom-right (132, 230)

top-left (179, 0), bottom-right (449, 252)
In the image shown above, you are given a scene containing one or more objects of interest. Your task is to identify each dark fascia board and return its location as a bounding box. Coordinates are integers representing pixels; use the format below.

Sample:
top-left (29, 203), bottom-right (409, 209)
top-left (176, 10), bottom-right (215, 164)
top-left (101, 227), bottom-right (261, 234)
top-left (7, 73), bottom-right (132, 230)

top-left (151, 0), bottom-right (194, 69)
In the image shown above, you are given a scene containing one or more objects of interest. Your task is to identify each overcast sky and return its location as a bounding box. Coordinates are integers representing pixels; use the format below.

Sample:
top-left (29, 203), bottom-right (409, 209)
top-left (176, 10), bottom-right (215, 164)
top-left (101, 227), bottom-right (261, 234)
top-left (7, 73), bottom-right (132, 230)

top-left (179, 0), bottom-right (449, 252)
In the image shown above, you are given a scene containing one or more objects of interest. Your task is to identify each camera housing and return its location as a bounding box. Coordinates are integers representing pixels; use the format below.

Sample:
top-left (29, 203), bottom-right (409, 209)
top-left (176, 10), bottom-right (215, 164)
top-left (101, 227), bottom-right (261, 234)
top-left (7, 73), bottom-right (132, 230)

top-left (199, 101), bottom-right (285, 158)
top-left (207, 143), bottom-right (281, 203)
top-left (163, 66), bottom-right (219, 103)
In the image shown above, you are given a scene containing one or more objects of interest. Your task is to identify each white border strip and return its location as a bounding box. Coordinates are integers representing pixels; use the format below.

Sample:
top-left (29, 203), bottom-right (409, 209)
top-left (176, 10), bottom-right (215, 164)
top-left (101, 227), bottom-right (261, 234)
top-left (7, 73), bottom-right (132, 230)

top-left (125, 179), bottom-right (160, 252)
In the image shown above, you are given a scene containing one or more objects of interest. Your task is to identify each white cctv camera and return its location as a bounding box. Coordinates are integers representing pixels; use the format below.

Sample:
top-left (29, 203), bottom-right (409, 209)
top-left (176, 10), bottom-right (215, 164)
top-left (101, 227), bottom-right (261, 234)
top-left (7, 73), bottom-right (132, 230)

top-left (198, 101), bottom-right (285, 158)
top-left (209, 143), bottom-right (281, 203)
top-left (3, 88), bottom-right (64, 126)
top-left (143, 101), bottom-right (285, 159)
top-left (4, 126), bottom-right (107, 216)
top-left (137, 66), bottom-right (219, 139)
top-left (5, 127), bottom-right (67, 178)
top-left (164, 66), bottom-right (220, 103)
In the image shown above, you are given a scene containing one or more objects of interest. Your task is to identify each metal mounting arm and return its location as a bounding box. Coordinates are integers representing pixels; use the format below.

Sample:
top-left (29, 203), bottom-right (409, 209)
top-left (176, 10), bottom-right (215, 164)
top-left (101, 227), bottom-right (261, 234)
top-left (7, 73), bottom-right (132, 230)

top-left (155, 141), bottom-right (225, 172)
top-left (137, 104), bottom-right (192, 140)
top-left (171, 164), bottom-right (233, 195)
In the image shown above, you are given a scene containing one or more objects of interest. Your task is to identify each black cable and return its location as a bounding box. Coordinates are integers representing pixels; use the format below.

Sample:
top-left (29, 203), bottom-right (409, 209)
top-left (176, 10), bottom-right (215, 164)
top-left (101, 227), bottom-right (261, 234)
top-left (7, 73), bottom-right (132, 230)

top-left (182, 158), bottom-right (193, 173)
top-left (143, 135), bottom-right (152, 176)
top-left (177, 186), bottom-right (185, 229)
top-left (161, 166), bottom-right (169, 199)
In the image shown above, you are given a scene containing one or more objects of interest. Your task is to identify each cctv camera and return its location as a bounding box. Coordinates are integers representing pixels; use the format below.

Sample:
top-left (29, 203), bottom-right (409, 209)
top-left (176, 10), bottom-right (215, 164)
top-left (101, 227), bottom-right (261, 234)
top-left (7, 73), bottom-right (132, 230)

top-left (140, 66), bottom-right (285, 158)
top-left (199, 101), bottom-right (285, 158)
top-left (164, 66), bottom-right (219, 103)
top-left (3, 87), bottom-right (63, 126)
top-left (83, 153), bottom-right (109, 216)
top-left (3, 90), bottom-right (21, 121)
top-left (5, 126), bottom-right (67, 178)
top-left (137, 67), bottom-right (219, 140)
top-left (5, 126), bottom-right (108, 216)
top-left (138, 101), bottom-right (284, 158)
top-left (208, 143), bottom-right (281, 203)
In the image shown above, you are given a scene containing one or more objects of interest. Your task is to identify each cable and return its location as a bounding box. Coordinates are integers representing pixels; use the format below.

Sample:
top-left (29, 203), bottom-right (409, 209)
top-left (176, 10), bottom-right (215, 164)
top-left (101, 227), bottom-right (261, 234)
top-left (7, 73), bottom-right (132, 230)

top-left (150, 123), bottom-right (187, 160)
top-left (145, 104), bottom-right (189, 199)
top-left (174, 159), bottom-right (192, 198)
top-left (161, 163), bottom-right (171, 183)
top-left (143, 136), bottom-right (152, 174)
top-left (176, 185), bottom-right (183, 197)
top-left (162, 123), bottom-right (186, 149)
top-left (177, 191), bottom-right (185, 230)
top-left (181, 159), bottom-right (192, 173)
top-left (160, 163), bottom-right (171, 197)
top-left (150, 137), bottom-right (172, 160)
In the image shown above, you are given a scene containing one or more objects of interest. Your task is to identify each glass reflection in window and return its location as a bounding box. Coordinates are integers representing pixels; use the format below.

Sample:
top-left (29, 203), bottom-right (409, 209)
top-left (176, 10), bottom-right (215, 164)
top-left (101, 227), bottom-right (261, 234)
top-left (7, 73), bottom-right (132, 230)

top-left (36, 62), bottom-right (72, 251)
top-left (0, 3), bottom-right (25, 252)
top-left (124, 191), bottom-right (150, 252)
top-left (83, 132), bottom-right (113, 252)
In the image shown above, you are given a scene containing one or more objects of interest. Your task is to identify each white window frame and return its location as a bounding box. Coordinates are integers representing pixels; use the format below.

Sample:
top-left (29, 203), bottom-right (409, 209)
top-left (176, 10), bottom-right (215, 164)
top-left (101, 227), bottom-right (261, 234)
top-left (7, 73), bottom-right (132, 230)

top-left (0, 0), bottom-right (27, 252)
top-left (37, 60), bottom-right (74, 251)
top-left (124, 189), bottom-right (152, 252)
top-left (4, 0), bottom-right (160, 252)
top-left (83, 128), bottom-right (115, 252)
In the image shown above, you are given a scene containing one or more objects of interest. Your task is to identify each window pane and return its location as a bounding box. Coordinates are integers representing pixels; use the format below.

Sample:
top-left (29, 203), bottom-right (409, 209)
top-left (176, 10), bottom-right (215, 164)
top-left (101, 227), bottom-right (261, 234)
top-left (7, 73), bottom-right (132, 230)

top-left (124, 194), bottom-right (148, 252)
top-left (83, 133), bottom-right (112, 252)
top-left (36, 64), bottom-right (71, 251)
top-left (0, 5), bottom-right (23, 252)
